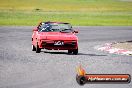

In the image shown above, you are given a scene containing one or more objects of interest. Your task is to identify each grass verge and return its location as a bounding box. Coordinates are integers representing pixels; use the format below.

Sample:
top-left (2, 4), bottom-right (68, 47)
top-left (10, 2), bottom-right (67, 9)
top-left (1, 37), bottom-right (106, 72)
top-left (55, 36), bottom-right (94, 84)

top-left (0, 0), bottom-right (132, 26)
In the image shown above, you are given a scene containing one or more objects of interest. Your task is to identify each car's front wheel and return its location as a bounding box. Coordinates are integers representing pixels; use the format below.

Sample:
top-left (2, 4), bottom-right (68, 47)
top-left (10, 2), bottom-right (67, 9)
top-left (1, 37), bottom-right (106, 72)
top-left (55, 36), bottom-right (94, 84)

top-left (36, 44), bottom-right (41, 53)
top-left (73, 48), bottom-right (78, 55)
top-left (68, 50), bottom-right (72, 54)
top-left (32, 45), bottom-right (36, 51)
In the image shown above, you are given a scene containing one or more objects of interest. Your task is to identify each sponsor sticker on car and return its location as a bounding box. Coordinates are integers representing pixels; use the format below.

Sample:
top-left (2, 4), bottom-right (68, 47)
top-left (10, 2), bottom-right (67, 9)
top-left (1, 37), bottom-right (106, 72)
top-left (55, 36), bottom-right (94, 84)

top-left (54, 41), bottom-right (64, 45)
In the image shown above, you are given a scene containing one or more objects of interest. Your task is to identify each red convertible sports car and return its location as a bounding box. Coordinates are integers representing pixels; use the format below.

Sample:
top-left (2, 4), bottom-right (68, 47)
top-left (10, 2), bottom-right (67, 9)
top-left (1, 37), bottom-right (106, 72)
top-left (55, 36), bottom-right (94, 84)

top-left (32, 21), bottom-right (78, 54)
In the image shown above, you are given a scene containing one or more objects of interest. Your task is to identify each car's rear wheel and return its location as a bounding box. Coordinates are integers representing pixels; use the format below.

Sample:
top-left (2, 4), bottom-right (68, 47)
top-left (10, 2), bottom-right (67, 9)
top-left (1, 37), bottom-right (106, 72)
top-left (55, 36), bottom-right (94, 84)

top-left (73, 48), bottom-right (78, 55)
top-left (32, 45), bottom-right (36, 51)
top-left (68, 50), bottom-right (72, 54)
top-left (36, 44), bottom-right (41, 53)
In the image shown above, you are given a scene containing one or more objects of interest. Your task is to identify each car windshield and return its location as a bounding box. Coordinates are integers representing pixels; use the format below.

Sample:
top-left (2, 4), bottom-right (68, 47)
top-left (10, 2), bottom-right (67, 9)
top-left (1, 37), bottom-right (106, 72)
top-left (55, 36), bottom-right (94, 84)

top-left (39, 23), bottom-right (73, 32)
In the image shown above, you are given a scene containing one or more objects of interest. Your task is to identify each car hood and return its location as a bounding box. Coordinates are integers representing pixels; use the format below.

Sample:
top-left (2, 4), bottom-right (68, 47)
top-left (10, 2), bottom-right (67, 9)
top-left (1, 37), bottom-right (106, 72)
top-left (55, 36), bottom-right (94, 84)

top-left (38, 32), bottom-right (78, 40)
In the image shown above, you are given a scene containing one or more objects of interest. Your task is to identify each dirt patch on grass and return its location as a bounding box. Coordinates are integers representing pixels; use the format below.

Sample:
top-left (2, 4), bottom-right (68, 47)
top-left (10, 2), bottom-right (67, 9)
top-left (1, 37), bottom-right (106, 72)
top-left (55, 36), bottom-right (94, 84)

top-left (112, 41), bottom-right (132, 51)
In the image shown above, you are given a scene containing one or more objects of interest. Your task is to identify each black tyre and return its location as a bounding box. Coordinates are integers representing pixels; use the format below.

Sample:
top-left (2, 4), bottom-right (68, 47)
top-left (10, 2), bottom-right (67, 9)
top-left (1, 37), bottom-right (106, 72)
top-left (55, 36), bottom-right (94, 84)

top-left (76, 75), bottom-right (86, 85)
top-left (36, 44), bottom-right (41, 53)
top-left (68, 50), bottom-right (72, 54)
top-left (73, 48), bottom-right (78, 55)
top-left (32, 45), bottom-right (36, 51)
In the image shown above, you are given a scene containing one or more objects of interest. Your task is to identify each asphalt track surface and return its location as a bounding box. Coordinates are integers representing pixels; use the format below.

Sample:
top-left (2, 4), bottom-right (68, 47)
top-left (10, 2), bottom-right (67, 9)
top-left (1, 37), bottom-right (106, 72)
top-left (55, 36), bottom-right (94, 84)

top-left (0, 26), bottom-right (132, 88)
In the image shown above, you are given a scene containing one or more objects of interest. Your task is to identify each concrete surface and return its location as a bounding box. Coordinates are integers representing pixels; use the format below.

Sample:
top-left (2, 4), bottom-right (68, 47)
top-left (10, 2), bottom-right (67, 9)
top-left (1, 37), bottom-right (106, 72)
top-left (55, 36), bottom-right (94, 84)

top-left (0, 26), bottom-right (132, 88)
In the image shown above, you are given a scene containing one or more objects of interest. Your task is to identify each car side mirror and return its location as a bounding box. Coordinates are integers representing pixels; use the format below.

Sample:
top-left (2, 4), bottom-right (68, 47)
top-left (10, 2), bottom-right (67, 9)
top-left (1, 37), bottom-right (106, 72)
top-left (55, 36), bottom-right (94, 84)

top-left (33, 28), bottom-right (38, 31)
top-left (73, 30), bottom-right (78, 33)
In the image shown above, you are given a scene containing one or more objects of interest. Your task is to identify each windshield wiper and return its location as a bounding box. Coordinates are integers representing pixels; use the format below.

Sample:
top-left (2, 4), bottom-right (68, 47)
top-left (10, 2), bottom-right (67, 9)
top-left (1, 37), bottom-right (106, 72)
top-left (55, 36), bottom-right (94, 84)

top-left (60, 29), bottom-right (71, 33)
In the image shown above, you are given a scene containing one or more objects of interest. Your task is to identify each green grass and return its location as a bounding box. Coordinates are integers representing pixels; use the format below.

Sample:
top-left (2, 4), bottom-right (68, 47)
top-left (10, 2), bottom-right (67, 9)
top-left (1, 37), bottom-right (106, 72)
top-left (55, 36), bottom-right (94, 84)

top-left (0, 0), bottom-right (132, 26)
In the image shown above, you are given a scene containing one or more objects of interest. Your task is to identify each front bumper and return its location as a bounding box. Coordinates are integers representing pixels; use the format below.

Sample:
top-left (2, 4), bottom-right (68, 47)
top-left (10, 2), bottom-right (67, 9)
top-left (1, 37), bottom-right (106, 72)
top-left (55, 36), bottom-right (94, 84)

top-left (39, 40), bottom-right (78, 50)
